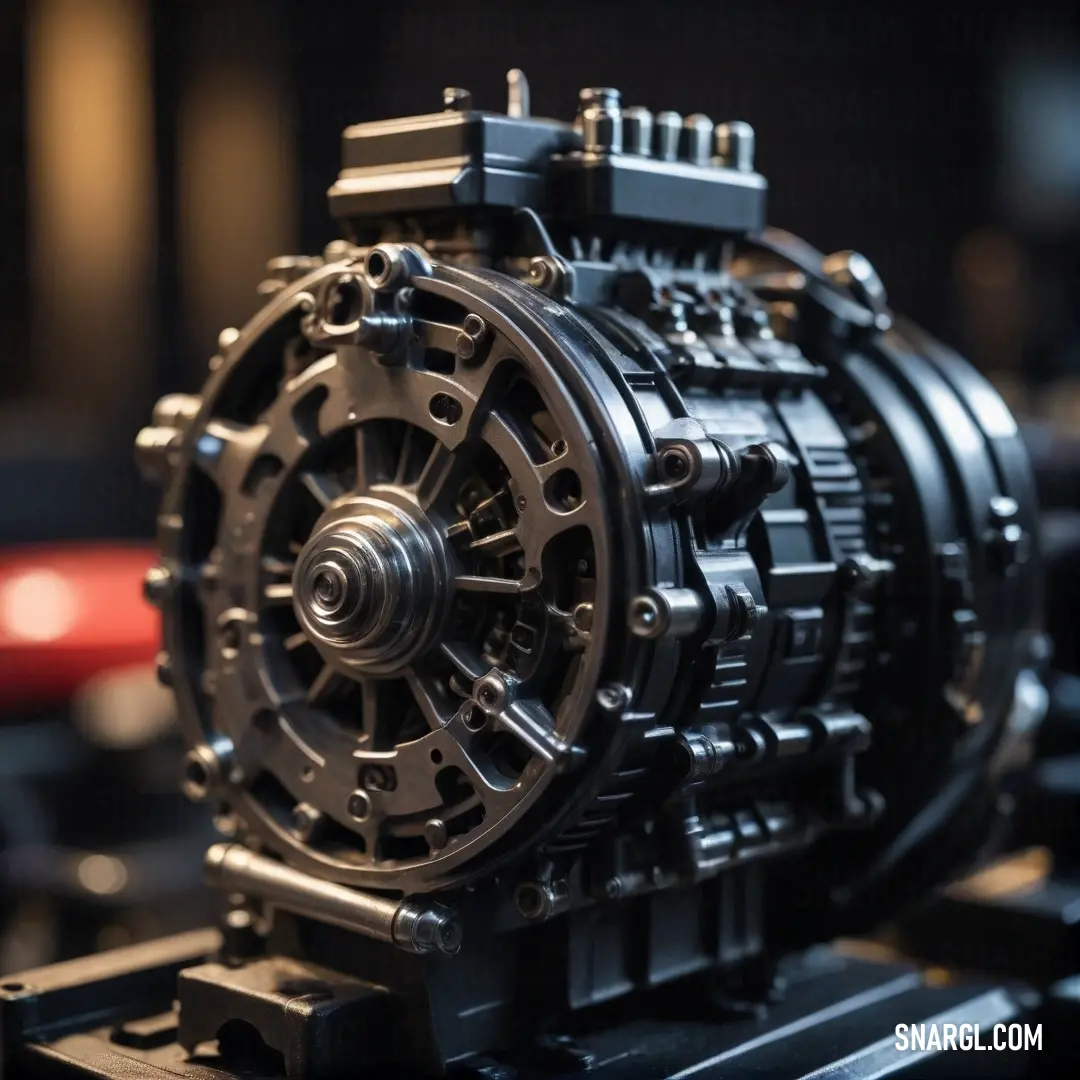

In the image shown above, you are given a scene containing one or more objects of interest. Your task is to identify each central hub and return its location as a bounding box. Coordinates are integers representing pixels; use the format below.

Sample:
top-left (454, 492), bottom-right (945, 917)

top-left (292, 495), bottom-right (447, 675)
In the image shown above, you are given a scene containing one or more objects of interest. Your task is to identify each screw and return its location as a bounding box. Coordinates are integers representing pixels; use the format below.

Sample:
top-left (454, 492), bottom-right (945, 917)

top-left (515, 494), bottom-right (528, 513)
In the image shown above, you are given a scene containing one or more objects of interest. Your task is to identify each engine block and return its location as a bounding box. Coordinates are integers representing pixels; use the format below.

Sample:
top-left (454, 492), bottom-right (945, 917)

top-left (133, 72), bottom-right (1044, 1072)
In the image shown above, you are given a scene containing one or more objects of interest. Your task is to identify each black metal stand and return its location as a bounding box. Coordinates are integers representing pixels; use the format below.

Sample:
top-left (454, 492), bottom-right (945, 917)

top-left (0, 931), bottom-right (1039, 1079)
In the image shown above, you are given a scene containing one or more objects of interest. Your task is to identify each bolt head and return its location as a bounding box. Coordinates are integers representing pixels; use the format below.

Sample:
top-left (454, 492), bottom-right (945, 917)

top-left (218, 327), bottom-right (240, 351)
top-left (596, 683), bottom-right (631, 713)
top-left (290, 802), bottom-right (322, 840)
top-left (424, 818), bottom-right (449, 850)
top-left (455, 332), bottom-right (477, 360)
top-left (143, 564), bottom-right (172, 607)
top-left (475, 673), bottom-right (509, 713)
top-left (347, 789), bottom-right (373, 821)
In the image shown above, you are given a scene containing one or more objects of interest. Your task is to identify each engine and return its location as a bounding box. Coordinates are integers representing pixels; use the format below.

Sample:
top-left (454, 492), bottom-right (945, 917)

top-left (135, 72), bottom-right (1044, 1071)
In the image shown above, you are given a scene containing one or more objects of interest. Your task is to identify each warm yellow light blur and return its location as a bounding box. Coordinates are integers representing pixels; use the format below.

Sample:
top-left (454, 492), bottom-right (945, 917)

top-left (25, 0), bottom-right (155, 433)
top-left (178, 49), bottom-right (298, 367)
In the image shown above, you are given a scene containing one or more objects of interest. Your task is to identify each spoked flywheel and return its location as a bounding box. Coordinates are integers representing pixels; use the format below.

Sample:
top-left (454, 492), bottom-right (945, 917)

top-left (162, 248), bottom-right (616, 892)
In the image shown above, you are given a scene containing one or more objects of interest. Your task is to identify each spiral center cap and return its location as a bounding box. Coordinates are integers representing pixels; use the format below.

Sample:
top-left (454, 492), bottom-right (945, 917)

top-left (292, 497), bottom-right (445, 674)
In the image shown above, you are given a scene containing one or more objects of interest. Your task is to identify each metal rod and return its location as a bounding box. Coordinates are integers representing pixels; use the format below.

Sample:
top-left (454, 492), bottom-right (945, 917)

top-left (506, 68), bottom-right (530, 118)
top-left (204, 843), bottom-right (462, 955)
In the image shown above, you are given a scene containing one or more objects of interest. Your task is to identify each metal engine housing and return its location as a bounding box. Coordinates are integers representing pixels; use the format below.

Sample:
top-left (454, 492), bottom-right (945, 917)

top-left (136, 75), bottom-right (1044, 1044)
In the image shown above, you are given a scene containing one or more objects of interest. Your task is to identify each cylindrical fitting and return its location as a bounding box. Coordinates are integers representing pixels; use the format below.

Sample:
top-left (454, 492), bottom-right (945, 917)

top-left (392, 899), bottom-right (463, 954)
top-left (134, 425), bottom-right (180, 483)
top-left (628, 587), bottom-right (706, 640)
top-left (152, 393), bottom-right (202, 429)
top-left (714, 120), bottom-right (756, 171)
top-left (653, 419), bottom-right (735, 497)
top-left (708, 582), bottom-right (761, 644)
top-left (681, 113), bottom-right (713, 166)
top-left (182, 738), bottom-right (235, 803)
top-left (677, 729), bottom-right (737, 782)
top-left (654, 110), bottom-right (682, 161)
top-left (204, 844), bottom-right (462, 955)
top-left (514, 879), bottom-right (571, 921)
top-left (443, 87), bottom-right (472, 111)
top-left (622, 106), bottom-right (654, 156)
top-left (506, 68), bottom-right (530, 119)
top-left (579, 87), bottom-right (623, 154)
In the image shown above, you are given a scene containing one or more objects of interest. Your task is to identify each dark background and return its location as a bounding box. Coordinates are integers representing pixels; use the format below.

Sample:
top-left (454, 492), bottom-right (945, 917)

top-left (0, 0), bottom-right (1078, 541)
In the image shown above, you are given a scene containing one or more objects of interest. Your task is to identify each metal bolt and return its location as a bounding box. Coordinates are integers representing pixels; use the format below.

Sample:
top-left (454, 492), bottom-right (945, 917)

top-left (290, 802), bottom-right (322, 841)
top-left (629, 587), bottom-right (705, 640)
top-left (323, 239), bottom-right (356, 263)
top-left (181, 738), bottom-right (234, 803)
top-left (218, 326), bottom-right (240, 351)
top-left (347, 789), bottom-right (373, 822)
top-left (622, 106), bottom-right (653, 156)
top-left (714, 121), bottom-right (756, 171)
top-left (989, 495), bottom-right (1020, 523)
top-left (528, 255), bottom-right (568, 297)
top-left (677, 730), bottom-right (736, 782)
top-left (424, 818), bottom-right (449, 850)
top-left (655, 111), bottom-right (682, 161)
top-left (579, 87), bottom-right (623, 154)
top-left (681, 113), bottom-right (713, 165)
top-left (455, 313), bottom-right (488, 360)
top-left (475, 673), bottom-right (509, 713)
top-left (134, 425), bottom-right (180, 484)
top-left (152, 393), bottom-right (202, 428)
top-left (143, 564), bottom-right (172, 607)
top-left (596, 683), bottom-right (631, 713)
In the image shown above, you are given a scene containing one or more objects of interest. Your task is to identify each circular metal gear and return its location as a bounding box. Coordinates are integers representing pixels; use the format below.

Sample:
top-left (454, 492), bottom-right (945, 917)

top-left (152, 251), bottom-right (657, 893)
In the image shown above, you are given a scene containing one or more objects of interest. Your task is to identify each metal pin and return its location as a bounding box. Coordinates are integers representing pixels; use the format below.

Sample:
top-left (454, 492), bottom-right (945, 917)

top-left (681, 113), bottom-right (713, 166)
top-left (579, 87), bottom-right (623, 154)
top-left (655, 111), bottom-right (682, 162)
top-left (204, 843), bottom-right (462, 955)
top-left (507, 69), bottom-right (530, 118)
top-left (623, 106), bottom-right (654, 156)
top-left (714, 121), bottom-right (756, 171)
